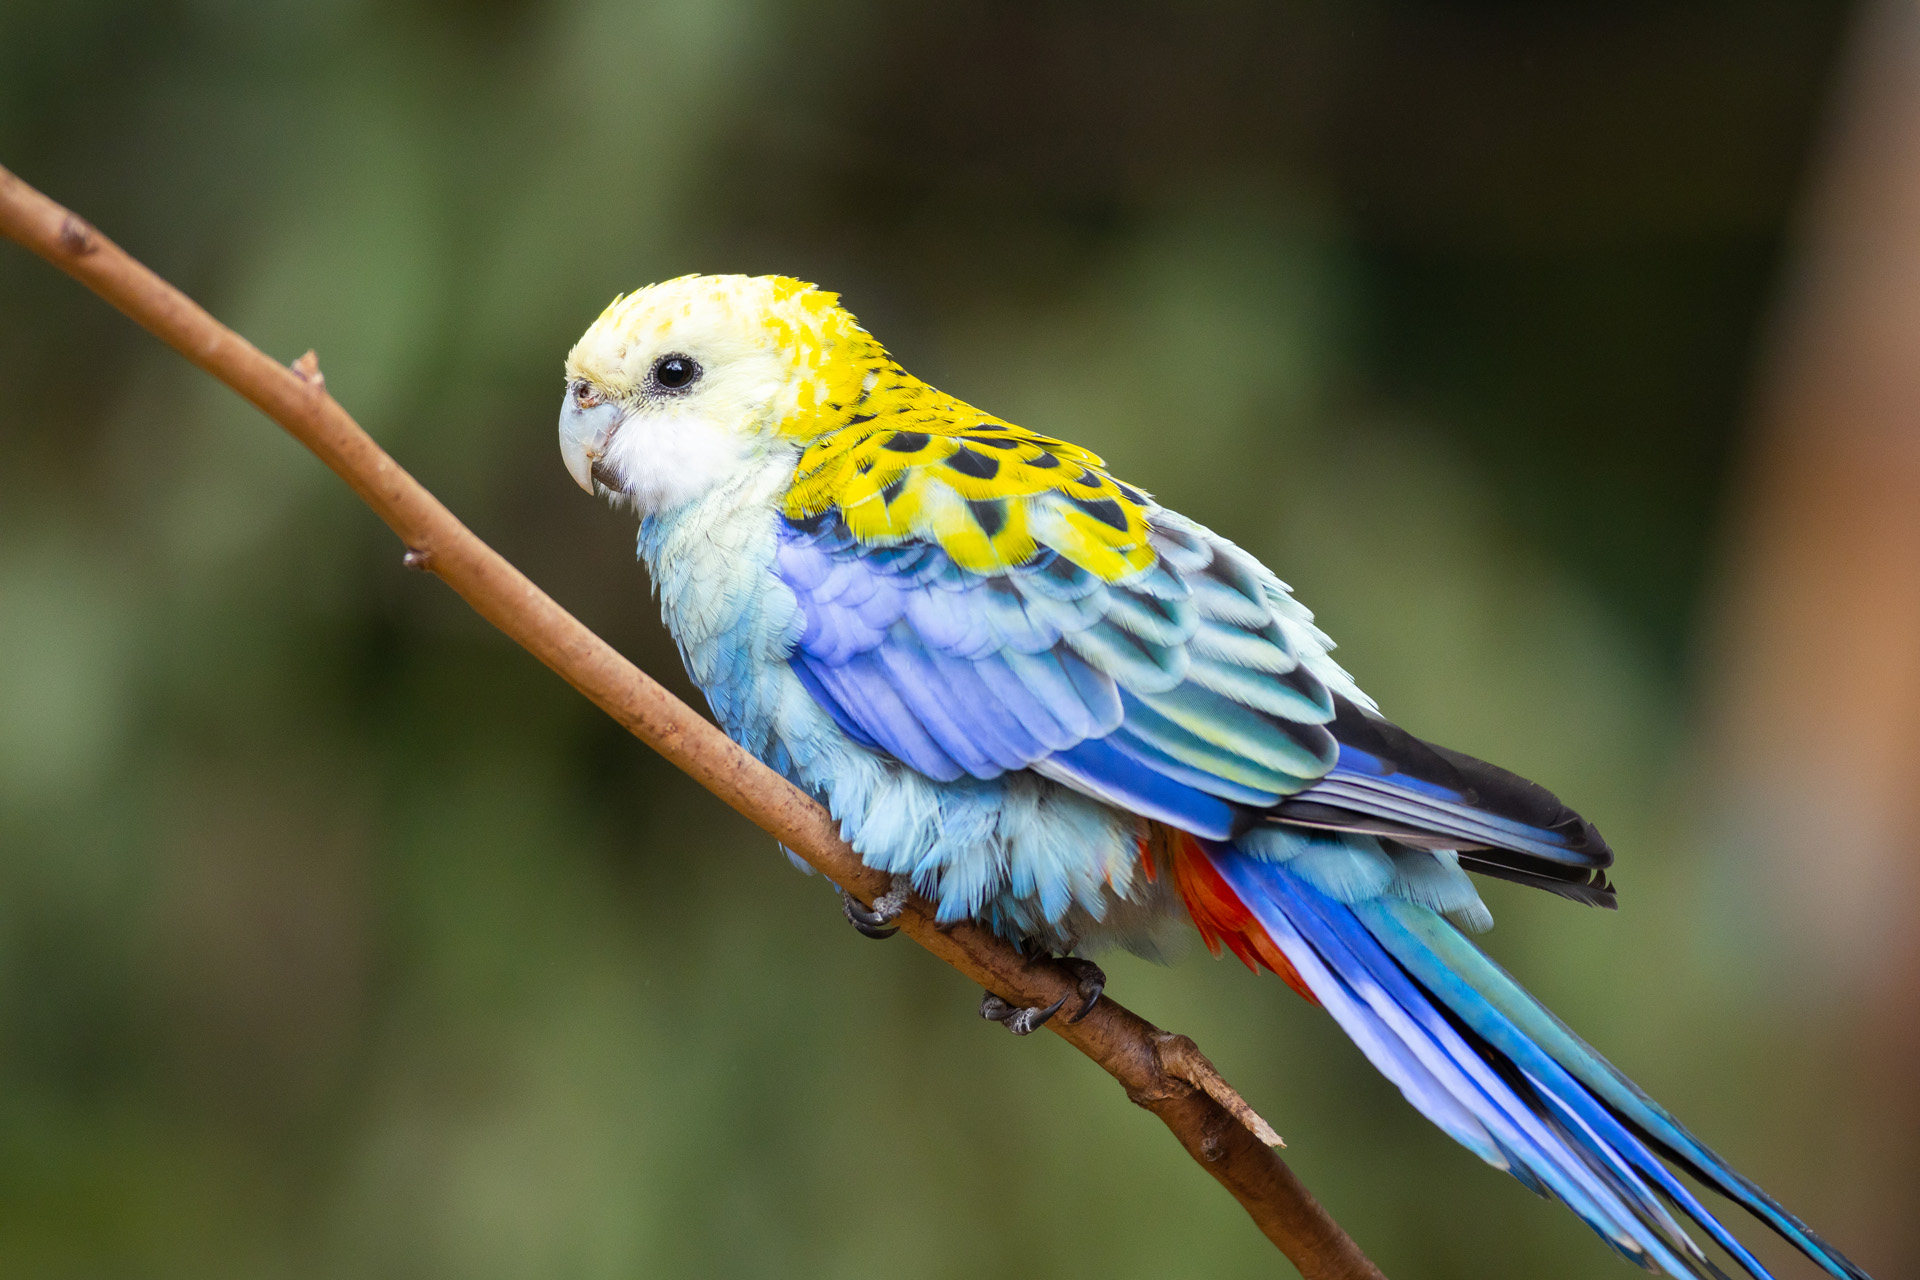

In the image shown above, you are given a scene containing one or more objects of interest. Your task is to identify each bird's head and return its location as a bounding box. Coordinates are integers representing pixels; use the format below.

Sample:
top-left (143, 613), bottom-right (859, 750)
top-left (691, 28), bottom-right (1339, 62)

top-left (559, 273), bottom-right (877, 513)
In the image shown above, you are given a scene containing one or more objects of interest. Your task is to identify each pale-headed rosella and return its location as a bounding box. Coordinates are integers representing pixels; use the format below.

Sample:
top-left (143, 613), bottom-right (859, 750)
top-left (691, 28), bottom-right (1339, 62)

top-left (558, 273), bottom-right (1865, 1279)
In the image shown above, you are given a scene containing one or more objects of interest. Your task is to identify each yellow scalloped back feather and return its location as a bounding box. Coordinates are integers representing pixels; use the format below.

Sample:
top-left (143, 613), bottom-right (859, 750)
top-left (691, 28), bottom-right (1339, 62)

top-left (771, 280), bottom-right (1156, 581)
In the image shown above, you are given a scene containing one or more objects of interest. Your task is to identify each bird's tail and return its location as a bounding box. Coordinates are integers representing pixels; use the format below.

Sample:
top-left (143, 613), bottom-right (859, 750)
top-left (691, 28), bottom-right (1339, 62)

top-left (1168, 835), bottom-right (1867, 1280)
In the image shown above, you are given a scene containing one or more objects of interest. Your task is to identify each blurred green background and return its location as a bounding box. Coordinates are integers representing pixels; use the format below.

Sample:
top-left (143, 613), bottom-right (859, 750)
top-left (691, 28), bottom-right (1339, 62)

top-left (0, 2), bottom-right (1883, 1276)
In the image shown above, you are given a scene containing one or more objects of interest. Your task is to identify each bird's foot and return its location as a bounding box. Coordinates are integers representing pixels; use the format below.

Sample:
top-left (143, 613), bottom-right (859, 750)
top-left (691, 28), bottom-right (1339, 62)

top-left (979, 955), bottom-right (1106, 1036)
top-left (839, 877), bottom-right (910, 940)
top-left (1057, 956), bottom-right (1106, 1021)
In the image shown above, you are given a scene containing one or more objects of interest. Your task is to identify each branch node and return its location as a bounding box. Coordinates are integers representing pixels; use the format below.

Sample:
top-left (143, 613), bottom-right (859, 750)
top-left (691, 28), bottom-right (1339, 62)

top-left (57, 213), bottom-right (95, 256)
top-left (1150, 1032), bottom-right (1285, 1148)
top-left (402, 548), bottom-right (432, 571)
top-left (290, 349), bottom-right (326, 389)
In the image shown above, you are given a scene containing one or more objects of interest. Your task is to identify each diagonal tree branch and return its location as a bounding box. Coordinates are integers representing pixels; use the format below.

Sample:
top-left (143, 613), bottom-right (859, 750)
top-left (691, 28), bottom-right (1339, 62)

top-left (0, 162), bottom-right (1384, 1280)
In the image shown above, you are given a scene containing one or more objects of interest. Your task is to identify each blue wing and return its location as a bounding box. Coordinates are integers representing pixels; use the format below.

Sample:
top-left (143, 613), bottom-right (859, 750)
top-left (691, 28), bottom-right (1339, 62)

top-left (776, 508), bottom-right (1613, 896)
top-left (777, 509), bottom-right (1338, 839)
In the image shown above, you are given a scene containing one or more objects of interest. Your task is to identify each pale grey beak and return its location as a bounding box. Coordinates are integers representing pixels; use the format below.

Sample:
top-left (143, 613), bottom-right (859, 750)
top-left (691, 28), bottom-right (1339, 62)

top-left (558, 391), bottom-right (628, 495)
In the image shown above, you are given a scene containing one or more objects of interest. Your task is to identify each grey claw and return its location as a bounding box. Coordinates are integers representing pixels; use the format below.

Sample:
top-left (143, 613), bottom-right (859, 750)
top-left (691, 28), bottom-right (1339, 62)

top-left (1060, 957), bottom-right (1106, 1023)
top-left (976, 951), bottom-right (1108, 1036)
top-left (839, 881), bottom-right (909, 940)
top-left (1010, 994), bottom-right (1069, 1034)
top-left (979, 989), bottom-right (1070, 1036)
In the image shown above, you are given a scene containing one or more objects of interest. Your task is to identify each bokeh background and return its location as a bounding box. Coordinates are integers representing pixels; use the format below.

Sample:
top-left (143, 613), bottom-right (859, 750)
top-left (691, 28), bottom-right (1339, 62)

top-left (4, 1), bottom-right (1918, 1276)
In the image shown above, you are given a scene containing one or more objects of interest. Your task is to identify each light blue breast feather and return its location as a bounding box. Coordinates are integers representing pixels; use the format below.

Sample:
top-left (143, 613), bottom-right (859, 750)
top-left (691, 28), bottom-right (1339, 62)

top-left (636, 474), bottom-right (1160, 939)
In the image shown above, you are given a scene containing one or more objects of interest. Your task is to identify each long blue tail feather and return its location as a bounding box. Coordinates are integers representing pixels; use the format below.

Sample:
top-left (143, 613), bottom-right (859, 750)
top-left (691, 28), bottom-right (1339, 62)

top-left (1362, 900), bottom-right (1767, 1277)
top-left (1204, 842), bottom-right (1869, 1280)
top-left (1243, 861), bottom-right (1701, 1273)
top-left (1375, 898), bottom-right (1868, 1280)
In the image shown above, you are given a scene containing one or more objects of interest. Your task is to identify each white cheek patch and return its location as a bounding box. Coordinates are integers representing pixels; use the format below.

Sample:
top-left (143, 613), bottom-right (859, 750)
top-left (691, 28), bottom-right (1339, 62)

top-left (603, 409), bottom-right (751, 513)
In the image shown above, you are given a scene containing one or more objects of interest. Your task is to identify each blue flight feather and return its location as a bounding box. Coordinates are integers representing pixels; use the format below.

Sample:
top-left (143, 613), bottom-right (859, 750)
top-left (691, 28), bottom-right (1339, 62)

top-left (1042, 738), bottom-right (1240, 838)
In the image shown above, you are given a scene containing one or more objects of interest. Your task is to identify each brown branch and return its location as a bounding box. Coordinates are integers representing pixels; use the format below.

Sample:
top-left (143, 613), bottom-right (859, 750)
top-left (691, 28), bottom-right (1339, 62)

top-left (0, 162), bottom-right (1384, 1280)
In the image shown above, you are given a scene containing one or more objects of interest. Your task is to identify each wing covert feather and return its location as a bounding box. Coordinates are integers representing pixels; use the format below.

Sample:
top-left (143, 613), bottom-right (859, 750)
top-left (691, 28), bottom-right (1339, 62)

top-left (777, 506), bottom-right (1333, 834)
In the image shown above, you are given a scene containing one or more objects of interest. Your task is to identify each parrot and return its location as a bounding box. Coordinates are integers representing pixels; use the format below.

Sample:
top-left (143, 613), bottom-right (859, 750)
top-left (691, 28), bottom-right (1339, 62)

top-left (557, 272), bottom-right (1864, 1279)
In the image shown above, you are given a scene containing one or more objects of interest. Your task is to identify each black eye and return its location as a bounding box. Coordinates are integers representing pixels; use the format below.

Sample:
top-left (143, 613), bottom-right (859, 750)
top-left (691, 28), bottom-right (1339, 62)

top-left (652, 354), bottom-right (700, 391)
